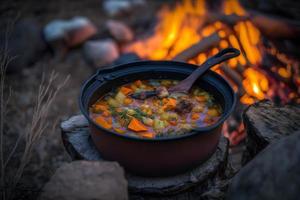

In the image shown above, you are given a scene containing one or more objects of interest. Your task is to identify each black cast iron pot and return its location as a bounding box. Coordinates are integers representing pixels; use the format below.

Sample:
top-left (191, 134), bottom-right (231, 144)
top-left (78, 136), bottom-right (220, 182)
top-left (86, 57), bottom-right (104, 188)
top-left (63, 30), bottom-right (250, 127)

top-left (79, 60), bottom-right (236, 177)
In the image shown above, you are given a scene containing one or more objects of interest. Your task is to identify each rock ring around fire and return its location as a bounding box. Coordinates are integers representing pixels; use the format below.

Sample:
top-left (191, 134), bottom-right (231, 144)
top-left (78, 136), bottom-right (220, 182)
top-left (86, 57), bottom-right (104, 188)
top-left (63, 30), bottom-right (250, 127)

top-left (61, 115), bottom-right (228, 195)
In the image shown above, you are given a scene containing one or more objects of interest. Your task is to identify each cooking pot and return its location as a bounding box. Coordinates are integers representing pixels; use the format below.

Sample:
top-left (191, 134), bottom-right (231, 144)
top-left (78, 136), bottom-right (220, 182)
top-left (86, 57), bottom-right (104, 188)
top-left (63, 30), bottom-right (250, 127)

top-left (79, 60), bottom-right (236, 176)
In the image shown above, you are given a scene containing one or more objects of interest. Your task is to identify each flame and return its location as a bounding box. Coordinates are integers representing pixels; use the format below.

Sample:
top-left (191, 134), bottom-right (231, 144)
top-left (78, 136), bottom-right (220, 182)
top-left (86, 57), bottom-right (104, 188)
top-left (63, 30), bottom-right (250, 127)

top-left (124, 0), bottom-right (273, 104)
top-left (241, 68), bottom-right (269, 102)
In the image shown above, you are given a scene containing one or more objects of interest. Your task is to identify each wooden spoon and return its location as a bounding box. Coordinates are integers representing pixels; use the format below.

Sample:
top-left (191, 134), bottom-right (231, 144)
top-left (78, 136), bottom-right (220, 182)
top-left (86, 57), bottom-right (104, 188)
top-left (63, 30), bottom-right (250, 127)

top-left (131, 47), bottom-right (240, 100)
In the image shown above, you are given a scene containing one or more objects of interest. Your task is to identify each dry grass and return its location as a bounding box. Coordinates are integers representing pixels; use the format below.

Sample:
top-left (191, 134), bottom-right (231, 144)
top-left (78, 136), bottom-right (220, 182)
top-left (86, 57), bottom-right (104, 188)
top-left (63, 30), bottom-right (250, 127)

top-left (0, 50), bottom-right (70, 199)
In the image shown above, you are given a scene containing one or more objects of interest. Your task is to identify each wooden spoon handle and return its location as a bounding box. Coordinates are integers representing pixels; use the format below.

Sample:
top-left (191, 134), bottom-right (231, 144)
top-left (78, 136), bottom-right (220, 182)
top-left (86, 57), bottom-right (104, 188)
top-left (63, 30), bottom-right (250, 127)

top-left (169, 48), bottom-right (240, 93)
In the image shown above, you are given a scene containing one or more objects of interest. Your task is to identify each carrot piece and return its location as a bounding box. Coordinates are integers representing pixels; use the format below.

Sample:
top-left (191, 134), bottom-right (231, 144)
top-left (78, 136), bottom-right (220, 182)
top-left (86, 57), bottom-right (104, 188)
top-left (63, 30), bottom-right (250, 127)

top-left (162, 98), bottom-right (169, 104)
top-left (169, 120), bottom-right (178, 126)
top-left (128, 118), bottom-right (148, 132)
top-left (93, 104), bottom-right (108, 113)
top-left (102, 110), bottom-right (111, 117)
top-left (120, 86), bottom-right (133, 95)
top-left (95, 116), bottom-right (112, 129)
top-left (107, 117), bottom-right (113, 124)
top-left (163, 98), bottom-right (177, 110)
top-left (168, 98), bottom-right (177, 108)
top-left (124, 97), bottom-right (133, 105)
top-left (134, 80), bottom-right (142, 87)
top-left (191, 113), bottom-right (200, 120)
top-left (139, 132), bottom-right (154, 138)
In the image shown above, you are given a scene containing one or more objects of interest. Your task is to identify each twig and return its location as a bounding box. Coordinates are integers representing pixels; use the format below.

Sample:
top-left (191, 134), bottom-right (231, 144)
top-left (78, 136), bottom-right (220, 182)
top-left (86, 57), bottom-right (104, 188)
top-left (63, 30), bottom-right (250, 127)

top-left (4, 71), bottom-right (69, 200)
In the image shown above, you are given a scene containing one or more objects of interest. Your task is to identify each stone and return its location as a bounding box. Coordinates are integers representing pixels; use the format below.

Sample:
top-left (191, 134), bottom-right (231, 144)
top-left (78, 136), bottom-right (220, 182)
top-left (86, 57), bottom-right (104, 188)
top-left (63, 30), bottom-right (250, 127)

top-left (103, 0), bottom-right (146, 17)
top-left (43, 16), bottom-right (97, 48)
top-left (106, 20), bottom-right (134, 43)
top-left (242, 100), bottom-right (300, 163)
top-left (83, 39), bottom-right (119, 67)
top-left (39, 161), bottom-right (128, 200)
top-left (0, 18), bottom-right (47, 73)
top-left (227, 130), bottom-right (300, 200)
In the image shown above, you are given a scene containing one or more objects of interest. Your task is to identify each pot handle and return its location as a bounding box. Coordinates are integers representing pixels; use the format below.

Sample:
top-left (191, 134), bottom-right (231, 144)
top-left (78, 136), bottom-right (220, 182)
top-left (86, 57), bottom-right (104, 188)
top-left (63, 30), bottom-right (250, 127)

top-left (94, 65), bottom-right (121, 82)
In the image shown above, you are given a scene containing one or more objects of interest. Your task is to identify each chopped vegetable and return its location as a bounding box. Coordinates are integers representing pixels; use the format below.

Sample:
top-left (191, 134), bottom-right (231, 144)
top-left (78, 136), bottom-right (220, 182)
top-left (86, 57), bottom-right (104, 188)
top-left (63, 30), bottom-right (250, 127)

top-left (124, 97), bottom-right (133, 105)
top-left (95, 116), bottom-right (112, 129)
top-left (113, 127), bottom-right (126, 134)
top-left (139, 132), bottom-right (154, 138)
top-left (191, 113), bottom-right (200, 120)
top-left (192, 105), bottom-right (204, 112)
top-left (128, 118), bottom-right (148, 132)
top-left (107, 97), bottom-right (120, 107)
top-left (115, 91), bottom-right (126, 104)
top-left (169, 120), bottom-right (178, 126)
top-left (163, 98), bottom-right (177, 110)
top-left (120, 86), bottom-right (133, 95)
top-left (207, 108), bottom-right (219, 117)
top-left (154, 119), bottom-right (167, 130)
top-left (102, 110), bottom-right (111, 117)
top-left (127, 108), bottom-right (136, 115)
top-left (142, 117), bottom-right (154, 126)
top-left (92, 104), bottom-right (108, 113)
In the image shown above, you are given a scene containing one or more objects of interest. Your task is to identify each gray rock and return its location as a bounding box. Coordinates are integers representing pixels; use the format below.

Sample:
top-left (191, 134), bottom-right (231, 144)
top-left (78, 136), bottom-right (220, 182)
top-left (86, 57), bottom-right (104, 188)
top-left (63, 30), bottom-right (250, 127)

top-left (43, 16), bottom-right (97, 48)
top-left (103, 0), bottom-right (146, 17)
top-left (83, 39), bottom-right (119, 67)
top-left (227, 131), bottom-right (300, 200)
top-left (40, 161), bottom-right (128, 200)
top-left (106, 20), bottom-right (134, 43)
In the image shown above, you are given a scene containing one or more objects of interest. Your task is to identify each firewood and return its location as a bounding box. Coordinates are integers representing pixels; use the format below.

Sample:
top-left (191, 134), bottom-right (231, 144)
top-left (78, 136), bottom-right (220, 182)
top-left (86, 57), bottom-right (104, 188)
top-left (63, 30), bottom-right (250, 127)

top-left (207, 13), bottom-right (249, 27)
top-left (220, 65), bottom-right (245, 97)
top-left (249, 11), bottom-right (300, 39)
top-left (172, 32), bottom-right (221, 62)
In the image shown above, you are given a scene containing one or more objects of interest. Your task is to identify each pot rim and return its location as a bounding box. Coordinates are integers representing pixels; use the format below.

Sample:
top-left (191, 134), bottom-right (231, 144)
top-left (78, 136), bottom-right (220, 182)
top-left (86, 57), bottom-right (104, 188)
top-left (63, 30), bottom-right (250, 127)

top-left (79, 60), bottom-right (237, 142)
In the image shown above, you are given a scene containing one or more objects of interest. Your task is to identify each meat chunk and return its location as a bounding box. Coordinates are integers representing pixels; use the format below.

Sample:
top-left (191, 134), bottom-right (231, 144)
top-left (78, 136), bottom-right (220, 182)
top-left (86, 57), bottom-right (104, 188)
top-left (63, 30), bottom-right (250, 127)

top-left (175, 99), bottom-right (193, 114)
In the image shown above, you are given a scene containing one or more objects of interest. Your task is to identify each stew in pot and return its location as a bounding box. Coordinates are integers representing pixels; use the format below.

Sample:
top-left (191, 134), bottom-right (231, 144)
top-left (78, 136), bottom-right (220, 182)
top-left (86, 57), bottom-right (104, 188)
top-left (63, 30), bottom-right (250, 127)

top-left (89, 79), bottom-right (222, 138)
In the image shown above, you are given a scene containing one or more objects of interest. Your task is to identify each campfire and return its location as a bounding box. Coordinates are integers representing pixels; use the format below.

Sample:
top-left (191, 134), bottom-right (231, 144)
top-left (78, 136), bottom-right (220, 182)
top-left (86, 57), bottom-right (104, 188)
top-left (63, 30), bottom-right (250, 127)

top-left (121, 0), bottom-right (300, 145)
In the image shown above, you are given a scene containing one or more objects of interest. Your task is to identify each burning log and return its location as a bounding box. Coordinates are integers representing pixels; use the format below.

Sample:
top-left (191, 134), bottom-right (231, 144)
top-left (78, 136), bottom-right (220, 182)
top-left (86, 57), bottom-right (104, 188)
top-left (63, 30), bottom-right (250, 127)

top-left (219, 64), bottom-right (245, 97)
top-left (242, 100), bottom-right (300, 164)
top-left (207, 13), bottom-right (249, 27)
top-left (172, 32), bottom-right (221, 62)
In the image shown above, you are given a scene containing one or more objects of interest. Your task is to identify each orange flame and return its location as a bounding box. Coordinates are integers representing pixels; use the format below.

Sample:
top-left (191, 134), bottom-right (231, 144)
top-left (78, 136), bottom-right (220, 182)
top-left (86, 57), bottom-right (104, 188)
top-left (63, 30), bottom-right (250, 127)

top-left (124, 0), bottom-right (272, 104)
